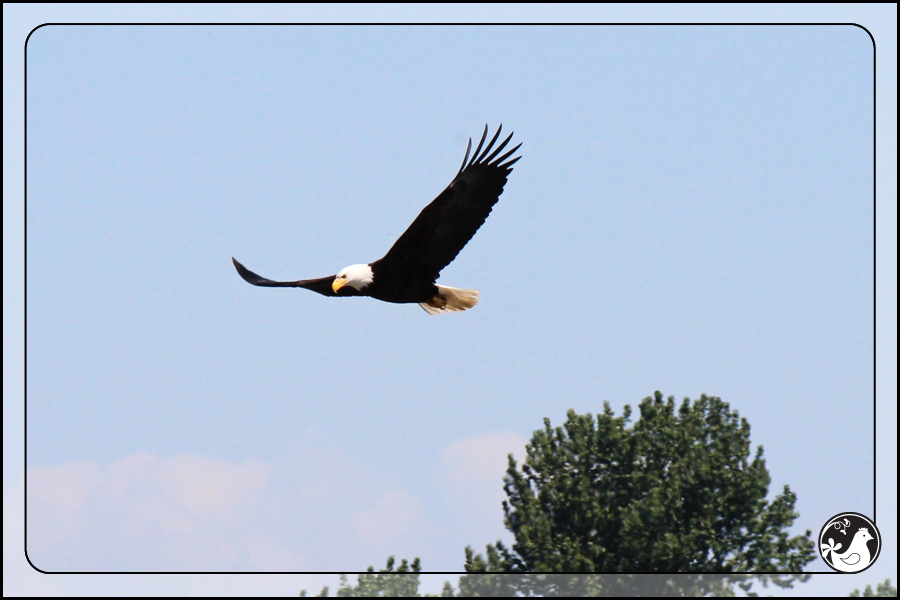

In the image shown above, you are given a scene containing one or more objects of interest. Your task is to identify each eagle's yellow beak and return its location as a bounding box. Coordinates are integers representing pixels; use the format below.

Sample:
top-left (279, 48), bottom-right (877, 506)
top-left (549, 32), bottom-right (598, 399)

top-left (332, 277), bottom-right (347, 293)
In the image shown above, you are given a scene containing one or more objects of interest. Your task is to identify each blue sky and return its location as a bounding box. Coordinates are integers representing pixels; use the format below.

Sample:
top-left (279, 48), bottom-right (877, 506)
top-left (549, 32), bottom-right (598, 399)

top-left (4, 4), bottom-right (896, 597)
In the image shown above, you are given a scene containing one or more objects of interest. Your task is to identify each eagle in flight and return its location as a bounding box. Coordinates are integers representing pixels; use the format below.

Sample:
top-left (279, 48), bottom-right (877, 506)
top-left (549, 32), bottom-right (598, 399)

top-left (232, 125), bottom-right (521, 314)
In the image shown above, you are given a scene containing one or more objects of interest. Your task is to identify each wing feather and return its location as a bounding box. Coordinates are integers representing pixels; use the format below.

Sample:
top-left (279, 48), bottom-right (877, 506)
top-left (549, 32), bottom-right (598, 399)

top-left (232, 257), bottom-right (338, 296)
top-left (377, 125), bottom-right (521, 280)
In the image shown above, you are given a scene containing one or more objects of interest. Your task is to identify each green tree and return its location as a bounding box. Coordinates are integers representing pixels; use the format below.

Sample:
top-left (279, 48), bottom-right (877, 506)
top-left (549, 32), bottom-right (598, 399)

top-left (301, 556), bottom-right (429, 597)
top-left (850, 578), bottom-right (898, 597)
top-left (464, 392), bottom-right (815, 594)
top-left (304, 393), bottom-right (817, 597)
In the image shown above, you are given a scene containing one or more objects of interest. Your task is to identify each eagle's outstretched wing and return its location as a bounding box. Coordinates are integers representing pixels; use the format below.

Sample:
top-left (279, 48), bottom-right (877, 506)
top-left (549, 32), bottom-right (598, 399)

top-left (232, 257), bottom-right (338, 297)
top-left (376, 125), bottom-right (521, 281)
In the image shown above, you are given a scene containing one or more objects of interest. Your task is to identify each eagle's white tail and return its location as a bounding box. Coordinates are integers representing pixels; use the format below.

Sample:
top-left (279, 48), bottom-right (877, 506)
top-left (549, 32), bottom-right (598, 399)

top-left (419, 286), bottom-right (480, 315)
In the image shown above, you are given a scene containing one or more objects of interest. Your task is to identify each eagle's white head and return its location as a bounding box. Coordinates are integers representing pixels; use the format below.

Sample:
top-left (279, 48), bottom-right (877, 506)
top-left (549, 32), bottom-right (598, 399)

top-left (333, 263), bottom-right (374, 293)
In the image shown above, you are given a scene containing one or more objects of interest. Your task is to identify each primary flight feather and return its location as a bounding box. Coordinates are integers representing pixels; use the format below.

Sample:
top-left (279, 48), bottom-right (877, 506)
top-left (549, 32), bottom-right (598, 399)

top-left (232, 125), bottom-right (521, 314)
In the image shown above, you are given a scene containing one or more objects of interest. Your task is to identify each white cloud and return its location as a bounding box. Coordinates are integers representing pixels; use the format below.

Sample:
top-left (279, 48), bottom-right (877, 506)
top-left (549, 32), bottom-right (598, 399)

top-left (351, 488), bottom-right (424, 542)
top-left (441, 432), bottom-right (528, 483)
top-left (25, 452), bottom-right (287, 572)
top-left (22, 449), bottom-right (431, 573)
top-left (29, 453), bottom-right (271, 541)
top-left (26, 461), bottom-right (100, 533)
top-left (437, 431), bottom-right (528, 553)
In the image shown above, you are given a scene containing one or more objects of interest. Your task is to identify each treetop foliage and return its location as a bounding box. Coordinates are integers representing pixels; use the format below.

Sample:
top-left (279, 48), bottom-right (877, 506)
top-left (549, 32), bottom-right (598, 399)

top-left (303, 392), bottom-right (818, 597)
top-left (466, 392), bottom-right (815, 583)
top-left (849, 578), bottom-right (898, 597)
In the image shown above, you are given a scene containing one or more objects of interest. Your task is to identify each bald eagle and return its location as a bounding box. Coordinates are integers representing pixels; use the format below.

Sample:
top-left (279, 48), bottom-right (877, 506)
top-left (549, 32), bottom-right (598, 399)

top-left (232, 125), bottom-right (521, 314)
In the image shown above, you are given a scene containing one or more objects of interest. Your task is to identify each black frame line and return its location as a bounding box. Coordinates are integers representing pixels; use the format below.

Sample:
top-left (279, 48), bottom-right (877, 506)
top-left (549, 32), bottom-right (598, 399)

top-left (22, 22), bottom-right (878, 577)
